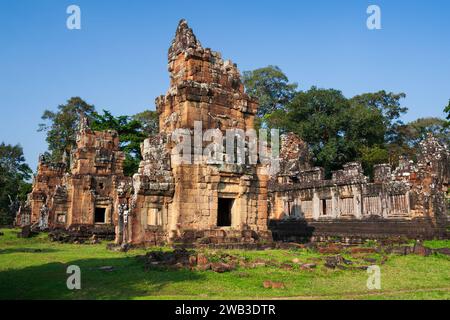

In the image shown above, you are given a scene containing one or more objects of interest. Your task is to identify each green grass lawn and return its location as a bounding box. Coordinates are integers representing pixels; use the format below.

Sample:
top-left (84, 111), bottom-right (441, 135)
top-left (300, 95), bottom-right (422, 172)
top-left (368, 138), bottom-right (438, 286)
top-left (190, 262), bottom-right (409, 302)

top-left (0, 228), bottom-right (449, 300)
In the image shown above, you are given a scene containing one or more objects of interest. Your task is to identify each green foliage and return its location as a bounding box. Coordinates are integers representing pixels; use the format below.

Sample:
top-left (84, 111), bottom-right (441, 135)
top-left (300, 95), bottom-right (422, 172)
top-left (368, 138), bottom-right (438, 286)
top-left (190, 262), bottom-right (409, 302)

top-left (38, 97), bottom-right (96, 165)
top-left (349, 91), bottom-right (408, 143)
top-left (391, 117), bottom-right (449, 163)
top-left (358, 145), bottom-right (389, 178)
top-left (444, 100), bottom-right (450, 128)
top-left (0, 143), bottom-right (32, 225)
top-left (90, 109), bottom-right (159, 176)
top-left (267, 87), bottom-right (397, 176)
top-left (243, 66), bottom-right (297, 124)
top-left (133, 110), bottom-right (159, 136)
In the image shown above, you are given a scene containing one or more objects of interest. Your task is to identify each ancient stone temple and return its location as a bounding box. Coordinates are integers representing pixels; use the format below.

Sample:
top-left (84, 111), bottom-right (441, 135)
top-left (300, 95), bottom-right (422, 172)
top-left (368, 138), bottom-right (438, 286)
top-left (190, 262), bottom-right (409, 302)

top-left (20, 119), bottom-right (126, 238)
top-left (125, 20), bottom-right (271, 245)
top-left (269, 133), bottom-right (449, 243)
top-left (19, 20), bottom-right (449, 245)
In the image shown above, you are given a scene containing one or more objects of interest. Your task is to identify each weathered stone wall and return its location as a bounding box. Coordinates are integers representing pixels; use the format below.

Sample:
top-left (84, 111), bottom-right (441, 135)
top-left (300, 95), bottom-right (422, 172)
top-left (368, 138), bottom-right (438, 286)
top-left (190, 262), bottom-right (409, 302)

top-left (127, 20), bottom-right (271, 246)
top-left (28, 156), bottom-right (66, 227)
top-left (269, 134), bottom-right (450, 241)
top-left (25, 123), bottom-right (127, 236)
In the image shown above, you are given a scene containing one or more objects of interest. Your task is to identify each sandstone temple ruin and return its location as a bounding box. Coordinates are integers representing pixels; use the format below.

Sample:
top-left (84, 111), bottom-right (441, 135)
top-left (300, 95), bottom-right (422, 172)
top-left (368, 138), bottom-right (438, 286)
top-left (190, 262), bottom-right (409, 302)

top-left (16, 20), bottom-right (449, 245)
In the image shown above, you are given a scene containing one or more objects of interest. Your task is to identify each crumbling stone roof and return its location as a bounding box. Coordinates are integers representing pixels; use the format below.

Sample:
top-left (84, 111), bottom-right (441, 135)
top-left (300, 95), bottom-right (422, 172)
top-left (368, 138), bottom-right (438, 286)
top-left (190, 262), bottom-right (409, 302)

top-left (168, 19), bottom-right (203, 61)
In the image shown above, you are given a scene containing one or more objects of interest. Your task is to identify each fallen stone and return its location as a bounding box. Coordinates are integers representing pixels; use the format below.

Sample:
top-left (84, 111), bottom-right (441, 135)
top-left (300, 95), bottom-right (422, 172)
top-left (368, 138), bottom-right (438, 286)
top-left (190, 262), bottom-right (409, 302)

top-left (318, 244), bottom-right (342, 254)
top-left (413, 243), bottom-right (432, 257)
top-left (250, 262), bottom-right (266, 268)
top-left (342, 258), bottom-right (353, 265)
top-left (357, 266), bottom-right (369, 271)
top-left (389, 245), bottom-right (413, 256)
top-left (300, 263), bottom-right (316, 270)
top-left (196, 263), bottom-right (211, 271)
top-left (263, 280), bottom-right (285, 289)
top-left (197, 253), bottom-right (208, 266)
top-left (188, 255), bottom-right (197, 266)
top-left (292, 258), bottom-right (300, 264)
top-left (324, 255), bottom-right (344, 269)
top-left (271, 282), bottom-right (285, 289)
top-left (350, 247), bottom-right (377, 254)
top-left (211, 262), bottom-right (234, 273)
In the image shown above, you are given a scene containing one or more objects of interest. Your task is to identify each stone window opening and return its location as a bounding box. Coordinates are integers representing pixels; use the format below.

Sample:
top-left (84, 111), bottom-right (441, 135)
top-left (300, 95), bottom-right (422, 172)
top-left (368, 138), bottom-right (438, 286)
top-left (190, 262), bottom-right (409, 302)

top-left (94, 207), bottom-right (106, 224)
top-left (56, 212), bottom-right (66, 224)
top-left (98, 182), bottom-right (104, 190)
top-left (217, 198), bottom-right (234, 227)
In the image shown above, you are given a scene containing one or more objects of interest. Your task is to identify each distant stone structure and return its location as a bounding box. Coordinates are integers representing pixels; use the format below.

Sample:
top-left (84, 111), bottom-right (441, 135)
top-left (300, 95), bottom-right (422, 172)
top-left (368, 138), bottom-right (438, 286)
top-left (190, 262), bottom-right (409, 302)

top-left (18, 120), bottom-right (126, 238)
top-left (18, 20), bottom-right (449, 245)
top-left (269, 133), bottom-right (449, 243)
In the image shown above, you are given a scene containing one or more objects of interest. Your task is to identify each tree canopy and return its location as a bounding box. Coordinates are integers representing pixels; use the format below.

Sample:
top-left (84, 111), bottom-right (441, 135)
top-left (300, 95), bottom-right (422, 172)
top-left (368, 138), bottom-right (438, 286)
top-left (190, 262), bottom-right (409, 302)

top-left (265, 87), bottom-right (398, 176)
top-left (242, 67), bottom-right (417, 177)
top-left (38, 97), bottom-right (96, 165)
top-left (243, 66), bottom-right (297, 128)
top-left (0, 143), bottom-right (32, 225)
top-left (39, 97), bottom-right (159, 176)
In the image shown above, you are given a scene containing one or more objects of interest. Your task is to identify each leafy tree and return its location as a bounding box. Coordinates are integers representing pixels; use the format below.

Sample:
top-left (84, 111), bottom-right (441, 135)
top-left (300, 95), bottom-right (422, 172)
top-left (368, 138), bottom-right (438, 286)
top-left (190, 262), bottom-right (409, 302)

top-left (266, 87), bottom-right (401, 176)
top-left (133, 110), bottom-right (159, 136)
top-left (392, 117), bottom-right (449, 161)
top-left (38, 97), bottom-right (96, 165)
top-left (0, 143), bottom-right (32, 225)
top-left (268, 87), bottom-right (354, 175)
top-left (243, 66), bottom-right (297, 127)
top-left (358, 145), bottom-right (389, 178)
top-left (349, 91), bottom-right (408, 143)
top-left (90, 110), bottom-right (158, 176)
top-left (444, 100), bottom-right (450, 128)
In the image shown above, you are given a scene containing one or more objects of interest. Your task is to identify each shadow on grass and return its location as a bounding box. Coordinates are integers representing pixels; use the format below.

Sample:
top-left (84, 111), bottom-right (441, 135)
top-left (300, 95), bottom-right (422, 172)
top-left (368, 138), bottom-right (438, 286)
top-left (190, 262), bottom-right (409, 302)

top-left (0, 256), bottom-right (205, 300)
top-left (0, 248), bottom-right (59, 255)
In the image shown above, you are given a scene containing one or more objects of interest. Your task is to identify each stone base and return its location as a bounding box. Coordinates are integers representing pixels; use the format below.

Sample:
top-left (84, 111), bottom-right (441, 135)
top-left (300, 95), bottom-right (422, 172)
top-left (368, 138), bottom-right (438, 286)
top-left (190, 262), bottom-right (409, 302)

top-left (49, 224), bottom-right (115, 243)
top-left (269, 218), bottom-right (449, 244)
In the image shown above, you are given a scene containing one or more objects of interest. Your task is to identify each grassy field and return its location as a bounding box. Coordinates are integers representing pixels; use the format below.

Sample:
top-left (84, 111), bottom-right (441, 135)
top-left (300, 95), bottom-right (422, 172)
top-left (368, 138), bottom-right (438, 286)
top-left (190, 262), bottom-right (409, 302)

top-left (0, 228), bottom-right (449, 300)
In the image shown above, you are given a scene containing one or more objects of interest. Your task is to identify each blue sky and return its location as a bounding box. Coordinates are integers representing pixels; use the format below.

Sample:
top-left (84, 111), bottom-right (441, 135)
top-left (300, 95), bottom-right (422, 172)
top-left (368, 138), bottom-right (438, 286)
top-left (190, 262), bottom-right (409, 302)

top-left (1, 0), bottom-right (449, 171)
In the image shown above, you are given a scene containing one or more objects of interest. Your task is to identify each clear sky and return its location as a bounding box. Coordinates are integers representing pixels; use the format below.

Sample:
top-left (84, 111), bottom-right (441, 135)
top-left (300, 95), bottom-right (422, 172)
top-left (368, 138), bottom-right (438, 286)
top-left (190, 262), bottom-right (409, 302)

top-left (1, 0), bottom-right (449, 171)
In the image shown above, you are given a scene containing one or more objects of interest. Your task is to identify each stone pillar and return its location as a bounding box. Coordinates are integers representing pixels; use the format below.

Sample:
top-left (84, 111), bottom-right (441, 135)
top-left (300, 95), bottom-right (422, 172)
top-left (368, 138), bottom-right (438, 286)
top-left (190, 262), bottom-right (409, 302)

top-left (354, 185), bottom-right (363, 219)
top-left (312, 189), bottom-right (320, 220)
top-left (331, 187), bottom-right (339, 219)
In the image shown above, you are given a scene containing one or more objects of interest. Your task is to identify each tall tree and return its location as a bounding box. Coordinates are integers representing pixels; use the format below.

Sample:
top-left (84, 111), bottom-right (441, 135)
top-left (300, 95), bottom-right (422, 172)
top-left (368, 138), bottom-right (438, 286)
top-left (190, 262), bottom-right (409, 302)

top-left (267, 87), bottom-right (397, 176)
top-left (268, 87), bottom-right (354, 175)
top-left (0, 143), bottom-right (32, 225)
top-left (349, 91), bottom-right (408, 143)
top-left (38, 97), bottom-right (96, 164)
top-left (243, 66), bottom-right (297, 128)
top-left (392, 117), bottom-right (449, 161)
top-left (132, 110), bottom-right (159, 136)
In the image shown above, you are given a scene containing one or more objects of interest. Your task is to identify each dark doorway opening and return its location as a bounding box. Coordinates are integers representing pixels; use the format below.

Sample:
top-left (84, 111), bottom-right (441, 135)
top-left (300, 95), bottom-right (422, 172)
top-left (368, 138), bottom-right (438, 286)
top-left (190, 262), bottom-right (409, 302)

top-left (95, 207), bottom-right (106, 223)
top-left (321, 199), bottom-right (327, 216)
top-left (217, 198), bottom-right (234, 227)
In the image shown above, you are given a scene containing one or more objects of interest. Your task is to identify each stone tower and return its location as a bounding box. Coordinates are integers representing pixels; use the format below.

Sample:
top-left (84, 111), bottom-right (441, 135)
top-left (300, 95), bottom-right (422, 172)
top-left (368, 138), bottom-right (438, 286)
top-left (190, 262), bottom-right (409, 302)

top-left (128, 20), bottom-right (271, 245)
